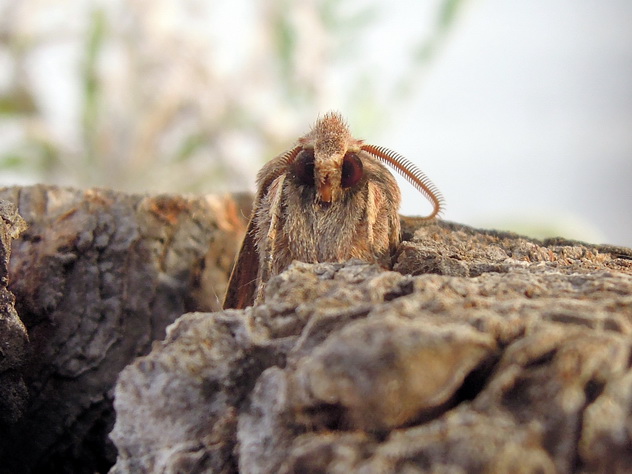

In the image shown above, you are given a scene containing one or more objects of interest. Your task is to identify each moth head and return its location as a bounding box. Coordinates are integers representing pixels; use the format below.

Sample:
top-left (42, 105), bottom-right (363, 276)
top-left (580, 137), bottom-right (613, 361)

top-left (294, 112), bottom-right (364, 204)
top-left (283, 111), bottom-right (444, 218)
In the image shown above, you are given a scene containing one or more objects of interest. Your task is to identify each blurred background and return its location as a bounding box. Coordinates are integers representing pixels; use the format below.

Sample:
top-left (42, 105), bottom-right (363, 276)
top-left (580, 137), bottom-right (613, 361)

top-left (0, 0), bottom-right (630, 246)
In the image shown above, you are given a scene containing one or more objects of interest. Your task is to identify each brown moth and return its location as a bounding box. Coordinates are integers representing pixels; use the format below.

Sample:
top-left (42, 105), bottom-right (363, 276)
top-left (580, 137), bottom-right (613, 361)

top-left (223, 112), bottom-right (443, 309)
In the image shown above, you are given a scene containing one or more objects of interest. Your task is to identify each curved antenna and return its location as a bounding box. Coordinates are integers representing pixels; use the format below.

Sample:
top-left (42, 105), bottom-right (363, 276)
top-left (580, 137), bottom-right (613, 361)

top-left (361, 144), bottom-right (444, 219)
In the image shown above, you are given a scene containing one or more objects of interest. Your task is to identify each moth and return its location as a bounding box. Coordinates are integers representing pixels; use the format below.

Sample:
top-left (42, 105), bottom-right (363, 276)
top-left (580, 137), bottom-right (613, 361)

top-left (223, 112), bottom-right (443, 309)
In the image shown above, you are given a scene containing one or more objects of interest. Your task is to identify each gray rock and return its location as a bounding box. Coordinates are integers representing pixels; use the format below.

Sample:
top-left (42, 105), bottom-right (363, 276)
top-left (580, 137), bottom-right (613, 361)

top-left (0, 200), bottom-right (28, 426)
top-left (110, 218), bottom-right (632, 473)
top-left (0, 185), bottom-right (249, 474)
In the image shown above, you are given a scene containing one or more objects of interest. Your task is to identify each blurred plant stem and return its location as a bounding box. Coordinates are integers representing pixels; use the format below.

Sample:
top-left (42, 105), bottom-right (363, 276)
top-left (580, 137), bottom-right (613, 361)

top-left (392, 0), bottom-right (471, 107)
top-left (81, 8), bottom-right (106, 178)
top-left (0, 0), bottom-right (469, 193)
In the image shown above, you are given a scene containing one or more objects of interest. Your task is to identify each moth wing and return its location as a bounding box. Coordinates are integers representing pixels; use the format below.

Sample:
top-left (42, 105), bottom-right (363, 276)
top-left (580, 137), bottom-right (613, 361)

top-left (223, 145), bottom-right (302, 309)
top-left (222, 212), bottom-right (260, 309)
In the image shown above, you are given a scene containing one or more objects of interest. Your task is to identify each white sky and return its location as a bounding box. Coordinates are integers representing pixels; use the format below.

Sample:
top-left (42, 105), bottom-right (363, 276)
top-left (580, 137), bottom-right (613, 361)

top-left (379, 0), bottom-right (632, 246)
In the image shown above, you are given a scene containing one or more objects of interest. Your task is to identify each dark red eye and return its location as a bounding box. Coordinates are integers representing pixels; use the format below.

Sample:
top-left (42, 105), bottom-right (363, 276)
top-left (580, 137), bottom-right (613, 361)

top-left (291, 149), bottom-right (315, 187)
top-left (341, 153), bottom-right (363, 188)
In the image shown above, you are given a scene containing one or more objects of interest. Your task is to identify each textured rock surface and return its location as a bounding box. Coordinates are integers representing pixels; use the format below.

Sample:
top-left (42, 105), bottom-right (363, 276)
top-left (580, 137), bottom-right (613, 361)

top-left (0, 201), bottom-right (28, 426)
top-left (0, 185), bottom-right (249, 474)
top-left (111, 217), bottom-right (632, 473)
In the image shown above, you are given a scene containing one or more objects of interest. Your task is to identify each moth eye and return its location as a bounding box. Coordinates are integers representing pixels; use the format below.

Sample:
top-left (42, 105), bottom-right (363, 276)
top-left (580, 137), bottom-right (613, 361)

top-left (291, 149), bottom-right (315, 187)
top-left (341, 152), bottom-right (363, 188)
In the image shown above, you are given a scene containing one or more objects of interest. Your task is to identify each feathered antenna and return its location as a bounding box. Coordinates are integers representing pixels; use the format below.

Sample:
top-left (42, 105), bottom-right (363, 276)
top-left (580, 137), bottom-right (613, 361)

top-left (361, 144), bottom-right (444, 219)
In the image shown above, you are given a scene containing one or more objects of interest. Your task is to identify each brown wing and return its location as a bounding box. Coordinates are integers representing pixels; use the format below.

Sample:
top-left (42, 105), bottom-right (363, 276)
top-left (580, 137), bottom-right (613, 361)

top-left (222, 213), bottom-right (260, 309)
top-left (222, 146), bottom-right (302, 309)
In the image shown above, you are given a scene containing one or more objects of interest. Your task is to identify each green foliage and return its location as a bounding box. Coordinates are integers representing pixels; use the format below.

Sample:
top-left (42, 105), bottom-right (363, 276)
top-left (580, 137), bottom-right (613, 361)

top-left (0, 0), bottom-right (469, 192)
top-left (81, 8), bottom-right (107, 165)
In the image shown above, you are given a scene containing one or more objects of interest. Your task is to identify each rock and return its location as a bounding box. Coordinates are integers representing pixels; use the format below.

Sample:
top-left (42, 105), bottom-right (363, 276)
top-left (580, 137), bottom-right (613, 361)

top-left (0, 200), bottom-right (28, 426)
top-left (110, 218), bottom-right (632, 473)
top-left (0, 185), bottom-right (249, 474)
top-left (289, 316), bottom-right (496, 431)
